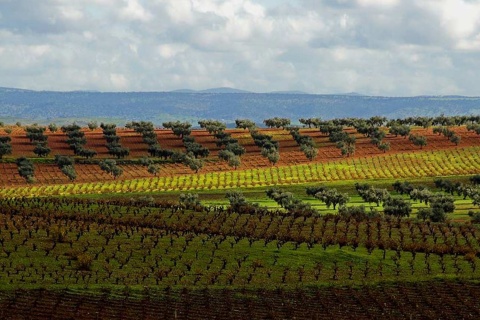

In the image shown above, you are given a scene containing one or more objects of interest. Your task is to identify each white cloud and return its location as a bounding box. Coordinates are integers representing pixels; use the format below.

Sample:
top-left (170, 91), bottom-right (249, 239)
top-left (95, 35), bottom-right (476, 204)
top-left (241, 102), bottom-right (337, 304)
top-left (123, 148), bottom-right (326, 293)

top-left (356, 0), bottom-right (399, 8)
top-left (119, 0), bottom-right (152, 22)
top-left (0, 0), bottom-right (479, 95)
top-left (110, 73), bottom-right (129, 89)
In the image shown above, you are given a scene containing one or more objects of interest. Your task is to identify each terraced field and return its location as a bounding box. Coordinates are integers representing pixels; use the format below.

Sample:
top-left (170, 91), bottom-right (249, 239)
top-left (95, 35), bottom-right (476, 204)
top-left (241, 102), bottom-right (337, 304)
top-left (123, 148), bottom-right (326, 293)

top-left (1, 121), bottom-right (480, 319)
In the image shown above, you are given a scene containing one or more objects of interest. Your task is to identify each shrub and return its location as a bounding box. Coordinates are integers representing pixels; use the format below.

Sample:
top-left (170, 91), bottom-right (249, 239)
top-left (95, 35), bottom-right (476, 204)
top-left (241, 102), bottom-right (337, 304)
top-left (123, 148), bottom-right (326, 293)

top-left (468, 210), bottom-right (480, 224)
top-left (76, 253), bottom-right (93, 271)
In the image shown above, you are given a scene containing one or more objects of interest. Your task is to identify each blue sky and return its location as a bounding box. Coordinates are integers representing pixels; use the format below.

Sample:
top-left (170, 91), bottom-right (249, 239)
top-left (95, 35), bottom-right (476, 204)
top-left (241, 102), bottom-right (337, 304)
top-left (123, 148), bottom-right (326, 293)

top-left (0, 0), bottom-right (479, 96)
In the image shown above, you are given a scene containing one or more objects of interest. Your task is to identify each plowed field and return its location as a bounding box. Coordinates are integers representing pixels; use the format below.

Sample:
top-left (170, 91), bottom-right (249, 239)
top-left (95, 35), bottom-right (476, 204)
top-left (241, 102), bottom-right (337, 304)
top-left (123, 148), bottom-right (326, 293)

top-left (0, 126), bottom-right (478, 186)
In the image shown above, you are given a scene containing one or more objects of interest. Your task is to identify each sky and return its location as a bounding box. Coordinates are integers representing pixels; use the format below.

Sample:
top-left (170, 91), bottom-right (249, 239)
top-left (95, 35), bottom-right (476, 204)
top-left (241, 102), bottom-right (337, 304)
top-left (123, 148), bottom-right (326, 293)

top-left (1, 0), bottom-right (480, 96)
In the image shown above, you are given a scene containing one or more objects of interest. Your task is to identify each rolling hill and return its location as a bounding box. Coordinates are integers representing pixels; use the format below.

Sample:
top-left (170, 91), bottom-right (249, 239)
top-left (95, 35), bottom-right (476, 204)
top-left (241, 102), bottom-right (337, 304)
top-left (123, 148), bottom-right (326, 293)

top-left (1, 87), bottom-right (480, 126)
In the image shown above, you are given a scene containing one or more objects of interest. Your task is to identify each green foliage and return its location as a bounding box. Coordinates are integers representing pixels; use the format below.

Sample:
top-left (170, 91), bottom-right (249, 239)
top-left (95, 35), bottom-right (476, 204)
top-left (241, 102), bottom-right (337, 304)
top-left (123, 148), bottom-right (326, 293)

top-left (429, 194), bottom-right (455, 214)
top-left (61, 123), bottom-right (81, 133)
top-left (289, 128), bottom-right (318, 160)
top-left (330, 130), bottom-right (355, 157)
top-left (198, 120), bottom-right (226, 134)
top-left (409, 188), bottom-right (433, 204)
top-left (33, 142), bottom-right (51, 157)
top-left (263, 117), bottom-right (291, 129)
top-left (126, 121), bottom-right (154, 134)
top-left (378, 142), bottom-right (390, 153)
top-left (468, 210), bottom-right (480, 223)
top-left (251, 131), bottom-right (277, 149)
top-left (16, 156), bottom-right (35, 183)
top-left (369, 128), bottom-right (386, 146)
top-left (417, 200), bottom-right (450, 222)
top-left (75, 253), bottom-right (93, 271)
top-left (147, 163), bottom-right (160, 176)
top-left (100, 123), bottom-right (117, 135)
top-left (163, 121), bottom-right (192, 138)
top-left (340, 144), bottom-right (355, 157)
top-left (467, 123), bottom-right (480, 135)
top-left (227, 155), bottom-right (241, 169)
top-left (329, 131), bottom-right (350, 143)
top-left (148, 145), bottom-right (173, 159)
top-left (235, 119), bottom-right (256, 130)
top-left (313, 187), bottom-right (349, 210)
top-left (417, 208), bottom-right (433, 221)
top-left (225, 142), bottom-right (245, 156)
top-left (183, 153), bottom-right (204, 173)
top-left (356, 185), bottom-right (391, 206)
top-left (225, 190), bottom-right (247, 209)
top-left (61, 165), bottom-right (77, 182)
top-left (266, 187), bottom-right (317, 214)
top-left (290, 128), bottom-right (316, 148)
top-left (261, 148), bottom-right (280, 165)
top-left (184, 141), bottom-right (209, 158)
top-left (434, 179), bottom-right (459, 195)
top-left (392, 181), bottom-right (414, 195)
top-left (219, 150), bottom-right (241, 169)
top-left (306, 185), bottom-right (329, 197)
top-left (383, 197), bottom-right (412, 217)
top-left (25, 125), bottom-right (47, 143)
top-left (139, 156), bottom-right (154, 166)
top-left (0, 189), bottom-right (480, 296)
top-left (299, 117), bottom-right (322, 128)
top-left (48, 123), bottom-right (58, 132)
top-left (338, 205), bottom-right (380, 221)
top-left (107, 144), bottom-right (130, 159)
top-left (61, 123), bottom-right (96, 158)
top-left (470, 175), bottom-right (480, 185)
top-left (450, 134), bottom-right (461, 145)
top-left (99, 159), bottom-right (123, 179)
top-left (179, 192), bottom-right (200, 208)
top-left (87, 121), bottom-right (98, 131)
top-left (0, 136), bottom-right (12, 159)
top-left (409, 134), bottom-right (427, 149)
top-left (388, 124), bottom-right (410, 138)
top-left (101, 123), bottom-right (130, 159)
top-left (300, 144), bottom-right (318, 160)
top-left (78, 148), bottom-right (97, 159)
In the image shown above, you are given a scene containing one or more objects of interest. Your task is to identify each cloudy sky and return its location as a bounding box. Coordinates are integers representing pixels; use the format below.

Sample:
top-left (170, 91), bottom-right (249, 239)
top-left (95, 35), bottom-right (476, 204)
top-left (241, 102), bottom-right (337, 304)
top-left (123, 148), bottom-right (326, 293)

top-left (1, 0), bottom-right (479, 95)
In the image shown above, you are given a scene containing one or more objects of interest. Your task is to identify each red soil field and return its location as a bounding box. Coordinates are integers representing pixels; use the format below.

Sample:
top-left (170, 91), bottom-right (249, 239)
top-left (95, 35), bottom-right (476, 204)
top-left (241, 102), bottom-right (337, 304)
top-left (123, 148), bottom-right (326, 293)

top-left (0, 126), bottom-right (478, 186)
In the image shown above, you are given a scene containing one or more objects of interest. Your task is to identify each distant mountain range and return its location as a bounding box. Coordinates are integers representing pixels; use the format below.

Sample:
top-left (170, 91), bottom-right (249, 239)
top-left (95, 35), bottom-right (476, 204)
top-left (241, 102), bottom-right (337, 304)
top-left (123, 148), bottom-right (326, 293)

top-left (0, 87), bottom-right (479, 126)
top-left (170, 87), bottom-right (309, 94)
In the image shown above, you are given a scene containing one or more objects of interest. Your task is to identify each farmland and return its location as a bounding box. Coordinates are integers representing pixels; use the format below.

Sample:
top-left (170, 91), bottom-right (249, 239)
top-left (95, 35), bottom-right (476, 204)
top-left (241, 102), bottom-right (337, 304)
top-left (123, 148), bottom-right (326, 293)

top-left (1, 118), bottom-right (480, 318)
top-left (0, 125), bottom-right (479, 187)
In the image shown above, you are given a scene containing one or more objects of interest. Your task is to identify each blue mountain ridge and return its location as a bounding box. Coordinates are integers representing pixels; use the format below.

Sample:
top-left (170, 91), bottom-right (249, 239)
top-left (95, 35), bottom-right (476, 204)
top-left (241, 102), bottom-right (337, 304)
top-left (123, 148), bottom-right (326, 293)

top-left (0, 87), bottom-right (479, 126)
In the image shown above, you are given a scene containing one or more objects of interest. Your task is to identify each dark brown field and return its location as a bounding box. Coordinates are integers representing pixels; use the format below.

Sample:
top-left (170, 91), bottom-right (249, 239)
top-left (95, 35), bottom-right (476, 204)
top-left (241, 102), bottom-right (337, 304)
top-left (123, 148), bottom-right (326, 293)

top-left (1, 280), bottom-right (478, 319)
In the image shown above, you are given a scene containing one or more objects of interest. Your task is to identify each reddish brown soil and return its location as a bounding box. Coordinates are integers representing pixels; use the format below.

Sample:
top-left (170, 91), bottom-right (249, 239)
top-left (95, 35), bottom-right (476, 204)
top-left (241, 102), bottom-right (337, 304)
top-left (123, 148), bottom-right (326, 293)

top-left (0, 127), bottom-right (478, 186)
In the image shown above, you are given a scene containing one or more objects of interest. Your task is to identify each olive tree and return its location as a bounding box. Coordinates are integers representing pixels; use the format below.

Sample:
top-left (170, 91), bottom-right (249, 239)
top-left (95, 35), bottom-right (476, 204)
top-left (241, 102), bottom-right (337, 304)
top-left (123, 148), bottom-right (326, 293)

top-left (99, 159), bottom-right (123, 179)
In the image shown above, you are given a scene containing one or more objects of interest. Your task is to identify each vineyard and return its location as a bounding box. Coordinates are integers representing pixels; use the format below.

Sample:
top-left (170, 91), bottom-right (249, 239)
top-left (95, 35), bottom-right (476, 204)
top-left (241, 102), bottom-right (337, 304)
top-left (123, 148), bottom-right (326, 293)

top-left (1, 197), bottom-right (480, 318)
top-left (0, 117), bottom-right (480, 318)
top-left (0, 147), bottom-right (479, 201)
top-left (2, 281), bottom-right (480, 319)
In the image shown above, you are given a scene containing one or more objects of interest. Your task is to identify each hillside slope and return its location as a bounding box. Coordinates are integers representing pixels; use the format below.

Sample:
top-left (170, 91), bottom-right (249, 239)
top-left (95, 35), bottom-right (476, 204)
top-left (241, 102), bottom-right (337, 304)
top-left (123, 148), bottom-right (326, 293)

top-left (1, 88), bottom-right (480, 125)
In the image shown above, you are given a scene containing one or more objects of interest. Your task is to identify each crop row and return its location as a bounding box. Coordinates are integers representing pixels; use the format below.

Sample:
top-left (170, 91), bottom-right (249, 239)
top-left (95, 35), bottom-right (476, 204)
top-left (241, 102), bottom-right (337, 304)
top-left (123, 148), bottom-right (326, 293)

top-left (1, 280), bottom-right (479, 319)
top-left (2, 125), bottom-right (479, 160)
top-left (0, 281), bottom-right (480, 320)
top-left (0, 197), bottom-right (479, 289)
top-left (0, 146), bottom-right (479, 198)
